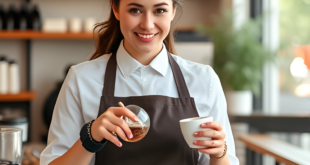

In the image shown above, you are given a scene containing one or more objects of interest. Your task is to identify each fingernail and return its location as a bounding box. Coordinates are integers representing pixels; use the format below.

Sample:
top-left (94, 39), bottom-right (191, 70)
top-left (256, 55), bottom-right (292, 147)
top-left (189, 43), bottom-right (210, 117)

top-left (135, 117), bottom-right (139, 122)
top-left (119, 142), bottom-right (122, 147)
top-left (201, 123), bottom-right (207, 127)
top-left (130, 134), bottom-right (133, 139)
top-left (193, 140), bottom-right (198, 144)
top-left (194, 132), bottom-right (199, 136)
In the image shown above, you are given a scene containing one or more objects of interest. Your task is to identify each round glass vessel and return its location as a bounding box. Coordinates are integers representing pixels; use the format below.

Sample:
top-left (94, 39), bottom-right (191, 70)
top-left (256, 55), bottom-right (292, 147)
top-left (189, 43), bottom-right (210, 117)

top-left (123, 105), bottom-right (150, 142)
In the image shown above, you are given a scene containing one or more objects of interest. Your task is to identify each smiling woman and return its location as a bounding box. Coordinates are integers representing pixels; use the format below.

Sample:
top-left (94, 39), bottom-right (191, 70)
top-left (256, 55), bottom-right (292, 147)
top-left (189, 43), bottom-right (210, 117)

top-left (40, 0), bottom-right (239, 165)
top-left (91, 0), bottom-right (181, 65)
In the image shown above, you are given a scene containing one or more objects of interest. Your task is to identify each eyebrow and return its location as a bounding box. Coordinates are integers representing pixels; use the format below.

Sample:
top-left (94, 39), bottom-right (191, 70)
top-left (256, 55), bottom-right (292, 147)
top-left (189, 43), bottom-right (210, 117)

top-left (127, 2), bottom-right (169, 7)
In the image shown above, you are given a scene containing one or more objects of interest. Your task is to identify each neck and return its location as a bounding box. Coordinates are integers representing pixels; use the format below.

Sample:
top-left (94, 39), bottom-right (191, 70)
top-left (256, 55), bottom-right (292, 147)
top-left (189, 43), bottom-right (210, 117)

top-left (123, 40), bottom-right (163, 65)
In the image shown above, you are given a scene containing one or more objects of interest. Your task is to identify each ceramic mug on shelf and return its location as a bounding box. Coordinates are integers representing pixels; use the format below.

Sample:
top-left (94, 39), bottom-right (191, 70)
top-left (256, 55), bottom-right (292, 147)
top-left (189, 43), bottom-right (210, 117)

top-left (69, 18), bottom-right (82, 33)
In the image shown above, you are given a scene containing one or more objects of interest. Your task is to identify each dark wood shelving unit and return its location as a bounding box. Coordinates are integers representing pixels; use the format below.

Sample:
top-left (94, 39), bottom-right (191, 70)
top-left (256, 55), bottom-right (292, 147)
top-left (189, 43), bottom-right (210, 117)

top-left (0, 26), bottom-right (95, 143)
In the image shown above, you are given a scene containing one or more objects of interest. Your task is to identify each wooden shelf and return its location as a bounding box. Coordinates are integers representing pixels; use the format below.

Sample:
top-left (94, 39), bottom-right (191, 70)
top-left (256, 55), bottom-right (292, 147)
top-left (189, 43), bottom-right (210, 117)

top-left (0, 91), bottom-right (36, 101)
top-left (0, 28), bottom-right (198, 40)
top-left (0, 30), bottom-right (93, 40)
top-left (175, 26), bottom-right (195, 32)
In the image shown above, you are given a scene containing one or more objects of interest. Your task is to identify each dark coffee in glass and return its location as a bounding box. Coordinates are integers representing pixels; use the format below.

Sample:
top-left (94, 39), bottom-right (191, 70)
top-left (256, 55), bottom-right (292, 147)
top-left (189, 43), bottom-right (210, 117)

top-left (123, 105), bottom-right (150, 142)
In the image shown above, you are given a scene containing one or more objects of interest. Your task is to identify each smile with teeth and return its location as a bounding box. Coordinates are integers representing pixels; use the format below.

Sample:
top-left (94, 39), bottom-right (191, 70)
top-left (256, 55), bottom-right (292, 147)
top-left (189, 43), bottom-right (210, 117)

top-left (136, 33), bottom-right (158, 39)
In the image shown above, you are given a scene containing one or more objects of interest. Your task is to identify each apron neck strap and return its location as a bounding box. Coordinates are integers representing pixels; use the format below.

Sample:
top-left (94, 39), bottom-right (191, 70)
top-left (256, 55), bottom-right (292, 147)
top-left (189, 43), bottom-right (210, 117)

top-left (167, 52), bottom-right (191, 98)
top-left (102, 49), bottom-right (118, 97)
top-left (102, 49), bottom-right (191, 98)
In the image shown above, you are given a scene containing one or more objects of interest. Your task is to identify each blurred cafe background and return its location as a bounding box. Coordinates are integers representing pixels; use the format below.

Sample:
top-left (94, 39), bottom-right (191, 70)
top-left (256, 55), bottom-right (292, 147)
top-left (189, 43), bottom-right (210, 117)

top-left (0, 0), bottom-right (310, 165)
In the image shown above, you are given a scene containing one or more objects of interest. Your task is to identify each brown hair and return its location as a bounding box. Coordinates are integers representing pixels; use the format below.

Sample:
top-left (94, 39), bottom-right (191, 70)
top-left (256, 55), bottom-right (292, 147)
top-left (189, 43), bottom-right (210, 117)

top-left (90, 0), bottom-right (182, 60)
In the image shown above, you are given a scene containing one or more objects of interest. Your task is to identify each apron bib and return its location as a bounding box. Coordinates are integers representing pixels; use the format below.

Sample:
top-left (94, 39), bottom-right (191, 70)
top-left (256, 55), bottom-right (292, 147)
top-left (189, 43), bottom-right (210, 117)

top-left (95, 49), bottom-right (200, 165)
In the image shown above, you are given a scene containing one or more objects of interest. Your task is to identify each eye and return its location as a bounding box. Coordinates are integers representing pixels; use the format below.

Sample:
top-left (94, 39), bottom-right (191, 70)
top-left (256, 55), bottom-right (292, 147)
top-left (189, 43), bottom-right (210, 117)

top-left (156, 9), bottom-right (167, 14)
top-left (130, 8), bottom-right (141, 14)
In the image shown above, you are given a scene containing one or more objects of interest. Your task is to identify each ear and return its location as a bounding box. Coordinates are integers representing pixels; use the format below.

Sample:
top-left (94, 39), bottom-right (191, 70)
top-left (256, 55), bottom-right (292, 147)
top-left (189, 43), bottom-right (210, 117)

top-left (110, 0), bottom-right (120, 20)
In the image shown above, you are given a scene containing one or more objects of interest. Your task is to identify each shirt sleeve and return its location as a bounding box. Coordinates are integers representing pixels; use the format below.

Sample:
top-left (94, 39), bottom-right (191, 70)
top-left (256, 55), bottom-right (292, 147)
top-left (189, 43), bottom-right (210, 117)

top-left (198, 66), bottom-right (240, 165)
top-left (40, 66), bottom-right (85, 165)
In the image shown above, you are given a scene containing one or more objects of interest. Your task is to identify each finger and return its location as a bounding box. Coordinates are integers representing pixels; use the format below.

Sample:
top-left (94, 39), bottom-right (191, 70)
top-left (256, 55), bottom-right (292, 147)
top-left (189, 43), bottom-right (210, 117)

top-left (105, 122), bottom-right (128, 141)
top-left (110, 107), bottom-right (139, 122)
top-left (100, 128), bottom-right (122, 147)
top-left (193, 130), bottom-right (225, 140)
top-left (22, 159), bottom-right (30, 165)
top-left (198, 147), bottom-right (222, 155)
top-left (193, 140), bottom-right (223, 148)
top-left (200, 121), bottom-right (223, 131)
top-left (108, 115), bottom-right (133, 139)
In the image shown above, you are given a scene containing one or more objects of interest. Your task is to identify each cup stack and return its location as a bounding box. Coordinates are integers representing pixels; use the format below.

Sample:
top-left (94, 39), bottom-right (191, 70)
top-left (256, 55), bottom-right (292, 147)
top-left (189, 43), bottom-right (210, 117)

top-left (0, 56), bottom-right (20, 94)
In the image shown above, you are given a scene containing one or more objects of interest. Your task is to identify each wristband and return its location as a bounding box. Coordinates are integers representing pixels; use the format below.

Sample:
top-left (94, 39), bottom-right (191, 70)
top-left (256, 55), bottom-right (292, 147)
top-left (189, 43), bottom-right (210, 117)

top-left (210, 141), bottom-right (227, 160)
top-left (80, 120), bottom-right (107, 153)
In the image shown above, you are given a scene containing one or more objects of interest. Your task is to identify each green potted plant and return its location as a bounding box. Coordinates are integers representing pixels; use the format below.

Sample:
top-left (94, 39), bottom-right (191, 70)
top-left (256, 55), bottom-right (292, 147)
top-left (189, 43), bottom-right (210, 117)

top-left (196, 10), bottom-right (275, 115)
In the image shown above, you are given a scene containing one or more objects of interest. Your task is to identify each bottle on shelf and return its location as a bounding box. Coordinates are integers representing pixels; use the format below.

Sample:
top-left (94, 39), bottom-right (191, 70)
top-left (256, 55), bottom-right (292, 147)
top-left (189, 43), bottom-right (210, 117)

top-left (0, 56), bottom-right (8, 94)
top-left (18, 4), bottom-right (30, 31)
top-left (6, 5), bottom-right (19, 31)
top-left (30, 5), bottom-right (41, 31)
top-left (0, 5), bottom-right (6, 30)
top-left (8, 60), bottom-right (20, 94)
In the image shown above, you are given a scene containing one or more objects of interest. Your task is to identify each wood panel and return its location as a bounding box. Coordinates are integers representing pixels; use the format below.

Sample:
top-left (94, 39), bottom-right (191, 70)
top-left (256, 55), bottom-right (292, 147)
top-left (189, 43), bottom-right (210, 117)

top-left (0, 91), bottom-right (36, 101)
top-left (0, 30), bottom-right (93, 40)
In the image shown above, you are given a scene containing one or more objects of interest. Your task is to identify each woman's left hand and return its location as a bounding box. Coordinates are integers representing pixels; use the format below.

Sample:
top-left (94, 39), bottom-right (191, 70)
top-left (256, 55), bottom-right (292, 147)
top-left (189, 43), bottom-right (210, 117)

top-left (193, 121), bottom-right (226, 158)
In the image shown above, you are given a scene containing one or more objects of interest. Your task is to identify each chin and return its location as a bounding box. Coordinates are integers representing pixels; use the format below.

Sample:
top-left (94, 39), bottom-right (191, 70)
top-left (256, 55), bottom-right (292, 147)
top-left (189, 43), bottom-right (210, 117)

top-left (135, 45), bottom-right (154, 54)
top-left (135, 41), bottom-right (161, 53)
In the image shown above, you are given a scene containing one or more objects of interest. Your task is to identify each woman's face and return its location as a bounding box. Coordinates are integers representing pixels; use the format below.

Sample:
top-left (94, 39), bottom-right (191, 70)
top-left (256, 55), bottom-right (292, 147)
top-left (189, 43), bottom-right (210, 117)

top-left (113, 0), bottom-right (176, 55)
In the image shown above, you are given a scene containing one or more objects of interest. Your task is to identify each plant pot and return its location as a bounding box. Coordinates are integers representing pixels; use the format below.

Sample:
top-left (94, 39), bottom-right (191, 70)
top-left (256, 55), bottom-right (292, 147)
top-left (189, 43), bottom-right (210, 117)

top-left (225, 90), bottom-right (253, 115)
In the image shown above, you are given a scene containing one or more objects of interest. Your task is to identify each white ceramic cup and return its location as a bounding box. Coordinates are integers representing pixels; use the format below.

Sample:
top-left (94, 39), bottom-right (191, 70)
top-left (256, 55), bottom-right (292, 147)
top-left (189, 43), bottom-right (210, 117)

top-left (69, 18), bottom-right (82, 33)
top-left (180, 116), bottom-right (213, 148)
top-left (83, 18), bottom-right (96, 33)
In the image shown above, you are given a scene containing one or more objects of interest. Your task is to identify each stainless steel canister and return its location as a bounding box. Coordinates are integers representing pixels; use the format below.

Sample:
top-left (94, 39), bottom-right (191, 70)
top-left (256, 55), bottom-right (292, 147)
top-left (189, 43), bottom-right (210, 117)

top-left (0, 127), bottom-right (22, 165)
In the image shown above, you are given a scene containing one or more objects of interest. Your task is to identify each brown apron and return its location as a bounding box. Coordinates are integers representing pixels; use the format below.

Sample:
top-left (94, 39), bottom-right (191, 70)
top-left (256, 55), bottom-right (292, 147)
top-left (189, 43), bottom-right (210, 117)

top-left (95, 48), bottom-right (200, 165)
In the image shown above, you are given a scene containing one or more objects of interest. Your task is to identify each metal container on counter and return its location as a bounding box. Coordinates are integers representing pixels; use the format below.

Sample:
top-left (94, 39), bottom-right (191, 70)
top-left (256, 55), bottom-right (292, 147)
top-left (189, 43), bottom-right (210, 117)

top-left (0, 127), bottom-right (22, 165)
top-left (0, 116), bottom-right (28, 142)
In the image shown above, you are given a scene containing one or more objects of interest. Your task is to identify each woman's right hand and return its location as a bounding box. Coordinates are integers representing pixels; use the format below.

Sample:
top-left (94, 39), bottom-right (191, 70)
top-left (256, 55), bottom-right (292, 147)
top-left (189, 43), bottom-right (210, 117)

top-left (91, 107), bottom-right (138, 147)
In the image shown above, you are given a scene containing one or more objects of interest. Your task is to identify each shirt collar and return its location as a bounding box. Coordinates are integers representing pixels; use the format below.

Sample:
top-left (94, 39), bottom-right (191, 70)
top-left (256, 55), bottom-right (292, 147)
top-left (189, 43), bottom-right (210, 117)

top-left (116, 40), bottom-right (169, 78)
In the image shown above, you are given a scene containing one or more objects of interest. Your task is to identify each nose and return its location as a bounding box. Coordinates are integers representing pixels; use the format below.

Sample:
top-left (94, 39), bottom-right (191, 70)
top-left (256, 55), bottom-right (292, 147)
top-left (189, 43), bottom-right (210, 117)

top-left (140, 12), bottom-right (155, 30)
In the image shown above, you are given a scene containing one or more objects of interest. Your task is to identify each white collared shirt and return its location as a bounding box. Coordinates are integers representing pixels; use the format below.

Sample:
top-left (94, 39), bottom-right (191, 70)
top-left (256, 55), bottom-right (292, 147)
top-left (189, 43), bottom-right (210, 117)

top-left (40, 40), bottom-right (239, 165)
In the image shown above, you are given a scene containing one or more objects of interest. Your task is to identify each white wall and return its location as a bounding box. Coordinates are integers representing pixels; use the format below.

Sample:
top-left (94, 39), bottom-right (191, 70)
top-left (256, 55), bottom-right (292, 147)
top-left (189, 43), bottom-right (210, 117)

top-left (175, 42), bottom-right (213, 65)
